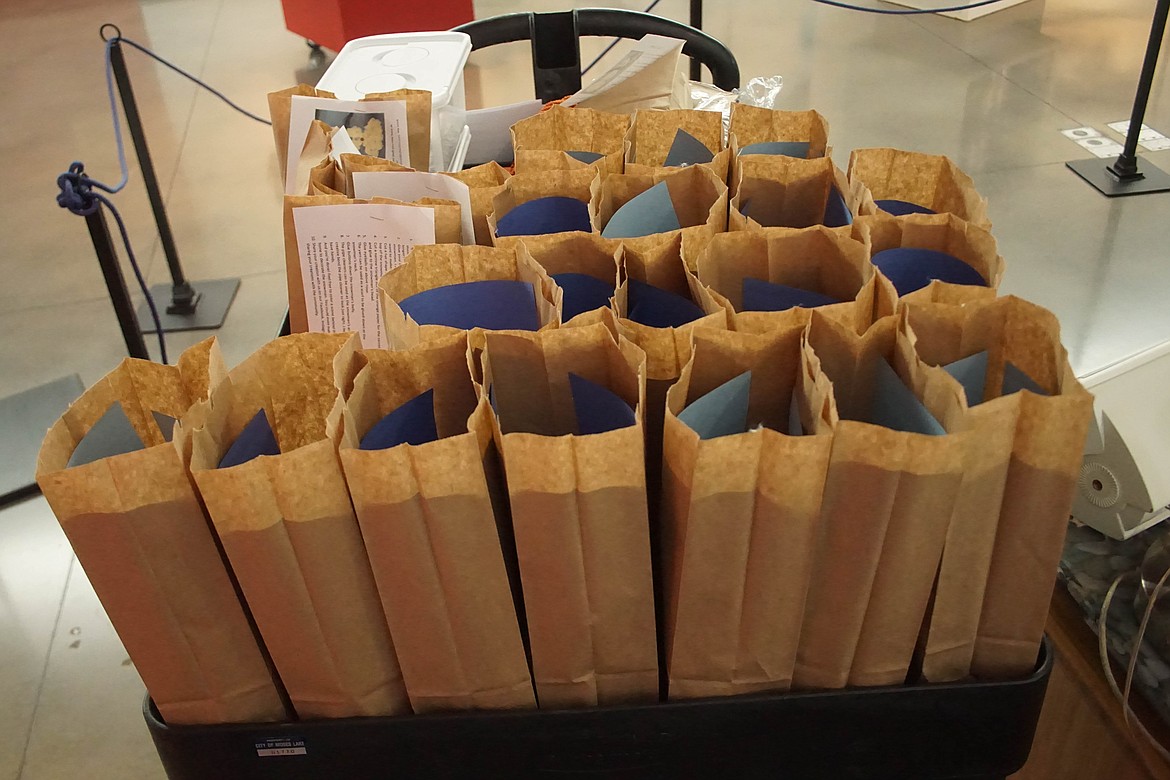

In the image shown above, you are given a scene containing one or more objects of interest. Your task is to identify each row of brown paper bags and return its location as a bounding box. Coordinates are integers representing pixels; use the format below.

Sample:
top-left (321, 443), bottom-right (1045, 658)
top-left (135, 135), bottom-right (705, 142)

top-left (271, 86), bottom-right (989, 234)
top-left (292, 140), bottom-right (984, 256)
top-left (374, 215), bottom-right (1001, 350)
top-left (36, 292), bottom-right (1090, 727)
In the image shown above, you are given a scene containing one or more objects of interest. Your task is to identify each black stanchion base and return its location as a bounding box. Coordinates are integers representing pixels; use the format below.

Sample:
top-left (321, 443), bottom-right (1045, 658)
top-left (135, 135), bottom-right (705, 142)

top-left (1067, 156), bottom-right (1170, 197)
top-left (0, 375), bottom-right (85, 504)
top-left (137, 278), bottom-right (240, 333)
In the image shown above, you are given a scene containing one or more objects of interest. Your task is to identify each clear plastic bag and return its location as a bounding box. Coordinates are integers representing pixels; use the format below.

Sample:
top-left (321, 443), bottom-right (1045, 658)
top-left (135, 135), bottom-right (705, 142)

top-left (689, 75), bottom-right (785, 144)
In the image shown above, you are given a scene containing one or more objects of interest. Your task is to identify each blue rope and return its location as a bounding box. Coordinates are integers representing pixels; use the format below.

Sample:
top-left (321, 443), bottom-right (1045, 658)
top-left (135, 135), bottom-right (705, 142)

top-left (55, 31), bottom-right (272, 364)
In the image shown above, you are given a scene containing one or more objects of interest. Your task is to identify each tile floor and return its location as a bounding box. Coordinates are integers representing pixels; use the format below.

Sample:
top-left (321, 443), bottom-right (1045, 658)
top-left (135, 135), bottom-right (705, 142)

top-left (2, 0), bottom-right (1169, 775)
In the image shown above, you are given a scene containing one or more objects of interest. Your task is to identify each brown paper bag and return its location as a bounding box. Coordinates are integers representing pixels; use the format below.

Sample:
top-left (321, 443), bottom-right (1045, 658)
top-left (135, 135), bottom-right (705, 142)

top-left (661, 325), bottom-right (833, 699)
top-left (847, 147), bottom-right (991, 229)
top-left (593, 164), bottom-right (729, 253)
top-left (331, 333), bottom-right (535, 713)
top-left (486, 168), bottom-right (600, 250)
top-left (794, 313), bottom-right (967, 689)
top-left (728, 104), bottom-right (831, 158)
top-left (624, 109), bottom-right (731, 181)
top-left (511, 105), bottom-right (630, 176)
top-left (852, 212), bottom-right (1005, 295)
top-left (729, 155), bottom-right (875, 231)
top-left (444, 161), bottom-right (512, 246)
top-left (476, 323), bottom-right (659, 708)
top-left (268, 86), bottom-right (429, 182)
top-left (181, 333), bottom-right (409, 719)
top-left (692, 226), bottom-right (892, 336)
top-left (954, 298), bottom-right (1092, 680)
top-left (36, 340), bottom-right (288, 726)
top-left (371, 195), bottom-right (463, 246)
top-left (379, 243), bottom-right (562, 349)
top-left (507, 231), bottom-right (621, 326)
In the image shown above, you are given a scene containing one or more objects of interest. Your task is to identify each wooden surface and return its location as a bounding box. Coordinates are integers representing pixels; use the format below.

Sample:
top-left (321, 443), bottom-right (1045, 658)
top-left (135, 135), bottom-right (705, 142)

top-left (1012, 588), bottom-right (1170, 780)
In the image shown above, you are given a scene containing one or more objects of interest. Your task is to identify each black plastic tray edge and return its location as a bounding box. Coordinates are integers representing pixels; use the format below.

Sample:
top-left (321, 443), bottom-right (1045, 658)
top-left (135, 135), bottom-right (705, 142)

top-left (144, 634), bottom-right (1051, 733)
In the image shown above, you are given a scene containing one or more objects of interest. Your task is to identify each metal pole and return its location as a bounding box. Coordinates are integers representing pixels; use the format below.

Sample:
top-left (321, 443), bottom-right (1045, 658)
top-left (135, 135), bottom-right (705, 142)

top-left (1108, 0), bottom-right (1170, 180)
top-left (84, 207), bottom-right (151, 360)
top-left (689, 0), bottom-right (703, 81)
top-left (106, 35), bottom-right (198, 314)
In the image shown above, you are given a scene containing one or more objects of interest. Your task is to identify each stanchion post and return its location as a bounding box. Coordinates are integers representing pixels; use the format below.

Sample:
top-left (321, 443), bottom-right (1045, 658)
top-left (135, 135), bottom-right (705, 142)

top-left (689, 0), bottom-right (703, 81)
top-left (84, 206), bottom-right (152, 361)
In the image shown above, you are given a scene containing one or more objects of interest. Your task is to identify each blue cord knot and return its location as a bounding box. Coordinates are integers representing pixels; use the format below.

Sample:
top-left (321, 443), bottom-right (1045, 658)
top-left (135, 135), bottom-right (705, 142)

top-left (56, 162), bottom-right (103, 216)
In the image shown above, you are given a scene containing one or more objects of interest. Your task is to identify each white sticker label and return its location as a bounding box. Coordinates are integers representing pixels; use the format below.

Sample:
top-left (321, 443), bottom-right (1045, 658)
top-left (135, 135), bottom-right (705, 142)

top-left (255, 738), bottom-right (307, 757)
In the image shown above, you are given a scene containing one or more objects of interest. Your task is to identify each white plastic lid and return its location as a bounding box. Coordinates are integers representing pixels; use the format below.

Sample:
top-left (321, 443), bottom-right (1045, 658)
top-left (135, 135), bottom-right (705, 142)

top-left (316, 31), bottom-right (472, 107)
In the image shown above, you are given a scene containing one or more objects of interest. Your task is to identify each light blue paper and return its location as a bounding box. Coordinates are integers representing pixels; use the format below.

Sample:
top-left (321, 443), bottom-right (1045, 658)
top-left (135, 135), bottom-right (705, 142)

top-left (152, 410), bottom-right (177, 443)
top-left (663, 129), bottom-right (714, 167)
top-left (869, 359), bottom-right (945, 435)
top-left (494, 196), bottom-right (592, 237)
top-left (677, 371), bottom-right (752, 440)
top-left (569, 373), bottom-right (636, 435)
top-left (742, 277), bottom-right (841, 312)
top-left (943, 351), bottom-right (989, 407)
top-left (399, 280), bottom-right (540, 331)
top-left (875, 199), bottom-right (936, 217)
top-left (871, 247), bottom-right (987, 296)
top-left (360, 389), bottom-right (438, 450)
top-left (601, 181), bottom-right (682, 239)
top-left (627, 279), bottom-right (705, 328)
top-left (1002, 362), bottom-right (1049, 397)
top-left (219, 409), bottom-right (281, 469)
top-left (739, 141), bottom-right (811, 159)
top-left (66, 402), bottom-right (146, 468)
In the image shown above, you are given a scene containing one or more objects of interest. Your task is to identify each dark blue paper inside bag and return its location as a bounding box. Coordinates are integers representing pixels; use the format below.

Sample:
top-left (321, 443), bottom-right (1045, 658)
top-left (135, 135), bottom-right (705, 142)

top-left (875, 199), bottom-right (937, 217)
top-left (399, 280), bottom-right (541, 331)
top-left (569, 373), bottom-right (636, 435)
top-left (66, 402), bottom-right (146, 468)
top-left (742, 278), bottom-right (842, 313)
top-left (739, 141), bottom-right (811, 159)
top-left (567, 150), bottom-right (604, 164)
top-left (941, 351), bottom-right (1049, 406)
top-left (823, 187), bottom-right (853, 228)
top-left (360, 389), bottom-right (439, 450)
top-left (553, 273), bottom-right (616, 321)
top-left (626, 279), bottom-right (704, 328)
top-left (663, 129), bottom-right (715, 168)
top-left (871, 247), bottom-right (986, 296)
top-left (218, 409), bottom-right (281, 469)
top-left (677, 371), bottom-right (752, 440)
top-left (495, 197), bottom-right (592, 237)
top-left (858, 359), bottom-right (946, 436)
top-left (602, 181), bottom-right (682, 239)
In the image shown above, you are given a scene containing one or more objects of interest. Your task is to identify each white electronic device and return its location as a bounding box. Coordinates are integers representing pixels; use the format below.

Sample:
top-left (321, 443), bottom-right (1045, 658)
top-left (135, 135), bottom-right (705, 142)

top-left (316, 31), bottom-right (472, 173)
top-left (1073, 339), bottom-right (1170, 539)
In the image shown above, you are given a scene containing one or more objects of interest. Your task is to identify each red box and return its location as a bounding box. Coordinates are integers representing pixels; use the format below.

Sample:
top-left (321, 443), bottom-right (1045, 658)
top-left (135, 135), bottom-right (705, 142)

top-left (281, 0), bottom-right (475, 53)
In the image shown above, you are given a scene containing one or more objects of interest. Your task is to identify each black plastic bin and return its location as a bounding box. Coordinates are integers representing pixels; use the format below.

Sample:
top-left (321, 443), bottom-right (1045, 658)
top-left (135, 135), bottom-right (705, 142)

top-left (145, 637), bottom-right (1050, 780)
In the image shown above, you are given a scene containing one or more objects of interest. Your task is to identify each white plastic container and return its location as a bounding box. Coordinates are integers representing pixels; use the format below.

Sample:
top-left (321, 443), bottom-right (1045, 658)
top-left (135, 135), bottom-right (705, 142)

top-left (317, 31), bottom-right (472, 172)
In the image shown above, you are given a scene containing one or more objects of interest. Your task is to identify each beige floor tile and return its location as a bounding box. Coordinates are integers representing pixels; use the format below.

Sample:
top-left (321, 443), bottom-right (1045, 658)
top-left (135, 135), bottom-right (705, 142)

top-left (0, 498), bottom-right (74, 780)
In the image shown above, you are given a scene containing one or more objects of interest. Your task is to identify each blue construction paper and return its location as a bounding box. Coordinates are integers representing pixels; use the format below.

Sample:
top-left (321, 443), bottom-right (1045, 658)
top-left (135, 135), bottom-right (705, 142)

top-left (569, 373), bottom-right (636, 435)
top-left (552, 273), bottom-right (615, 321)
top-left (494, 196), bottom-right (592, 237)
top-left (871, 247), bottom-right (987, 296)
top-left (678, 371), bottom-right (752, 440)
top-left (601, 181), bottom-right (682, 239)
top-left (742, 277), bottom-right (841, 312)
top-left (869, 359), bottom-right (945, 435)
top-left (875, 199), bottom-right (936, 217)
top-left (823, 187), bottom-right (853, 228)
top-left (739, 141), bottom-right (811, 159)
top-left (663, 129), bottom-right (714, 167)
top-left (66, 402), bottom-right (145, 468)
top-left (567, 150), bottom-right (604, 164)
top-left (360, 389), bottom-right (438, 450)
top-left (218, 409), bottom-right (280, 469)
top-left (627, 279), bottom-right (704, 328)
top-left (152, 410), bottom-right (177, 442)
top-left (788, 393), bottom-right (804, 436)
top-left (1002, 362), bottom-right (1050, 397)
top-left (399, 280), bottom-right (540, 331)
top-left (943, 351), bottom-right (989, 407)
